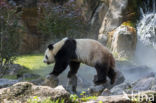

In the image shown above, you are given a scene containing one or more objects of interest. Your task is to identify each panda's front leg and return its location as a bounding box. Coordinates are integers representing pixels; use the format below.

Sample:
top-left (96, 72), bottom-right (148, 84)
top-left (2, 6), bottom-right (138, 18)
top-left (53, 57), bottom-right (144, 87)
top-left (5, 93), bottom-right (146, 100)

top-left (45, 60), bottom-right (68, 87)
top-left (66, 61), bottom-right (80, 93)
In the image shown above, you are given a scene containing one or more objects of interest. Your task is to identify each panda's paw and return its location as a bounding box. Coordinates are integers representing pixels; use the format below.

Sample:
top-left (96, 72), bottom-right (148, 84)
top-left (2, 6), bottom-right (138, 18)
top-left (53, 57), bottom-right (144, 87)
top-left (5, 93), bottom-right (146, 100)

top-left (94, 80), bottom-right (107, 85)
top-left (93, 75), bottom-right (107, 85)
top-left (66, 75), bottom-right (77, 94)
top-left (44, 74), bottom-right (59, 87)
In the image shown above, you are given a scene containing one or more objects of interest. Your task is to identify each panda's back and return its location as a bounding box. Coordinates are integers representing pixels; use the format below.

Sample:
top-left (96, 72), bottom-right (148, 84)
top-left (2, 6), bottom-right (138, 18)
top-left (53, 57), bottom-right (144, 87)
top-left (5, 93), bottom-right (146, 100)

top-left (75, 39), bottom-right (110, 66)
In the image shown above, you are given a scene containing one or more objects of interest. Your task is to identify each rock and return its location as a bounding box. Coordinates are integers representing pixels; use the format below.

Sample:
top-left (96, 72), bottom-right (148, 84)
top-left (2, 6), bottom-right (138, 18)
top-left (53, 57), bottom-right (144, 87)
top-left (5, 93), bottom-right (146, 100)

top-left (75, 0), bottom-right (140, 43)
top-left (0, 64), bottom-right (27, 76)
top-left (151, 85), bottom-right (156, 91)
top-left (89, 70), bottom-right (125, 95)
top-left (99, 0), bottom-right (128, 36)
top-left (86, 91), bottom-right (156, 103)
top-left (108, 82), bottom-right (132, 95)
top-left (0, 79), bottom-right (19, 88)
top-left (96, 95), bottom-right (131, 103)
top-left (22, 73), bottom-right (40, 79)
top-left (101, 89), bottom-right (111, 96)
top-left (0, 82), bottom-right (70, 102)
top-left (75, 0), bottom-right (100, 22)
top-left (132, 77), bottom-right (156, 91)
top-left (98, 0), bottom-right (139, 40)
top-left (101, 73), bottom-right (156, 96)
top-left (120, 65), bottom-right (155, 82)
top-left (108, 25), bottom-right (137, 58)
top-left (0, 64), bottom-right (32, 81)
top-left (31, 78), bottom-right (45, 85)
top-left (125, 65), bottom-right (153, 74)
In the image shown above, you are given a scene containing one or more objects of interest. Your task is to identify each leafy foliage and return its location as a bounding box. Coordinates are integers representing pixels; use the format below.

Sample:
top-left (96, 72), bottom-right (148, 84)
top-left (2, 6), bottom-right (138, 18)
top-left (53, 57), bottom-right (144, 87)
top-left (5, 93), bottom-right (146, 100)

top-left (37, 6), bottom-right (89, 41)
top-left (27, 96), bottom-right (65, 103)
top-left (27, 93), bottom-right (97, 103)
top-left (0, 5), bottom-right (21, 67)
top-left (70, 91), bottom-right (97, 103)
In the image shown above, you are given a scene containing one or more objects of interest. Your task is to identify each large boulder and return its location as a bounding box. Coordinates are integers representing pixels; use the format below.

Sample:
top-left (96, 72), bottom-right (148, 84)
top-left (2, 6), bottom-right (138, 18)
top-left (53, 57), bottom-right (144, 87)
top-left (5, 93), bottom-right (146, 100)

top-left (132, 76), bottom-right (156, 91)
top-left (107, 25), bottom-right (137, 58)
top-left (98, 0), bottom-right (128, 36)
top-left (101, 82), bottom-right (132, 96)
top-left (0, 82), bottom-right (70, 102)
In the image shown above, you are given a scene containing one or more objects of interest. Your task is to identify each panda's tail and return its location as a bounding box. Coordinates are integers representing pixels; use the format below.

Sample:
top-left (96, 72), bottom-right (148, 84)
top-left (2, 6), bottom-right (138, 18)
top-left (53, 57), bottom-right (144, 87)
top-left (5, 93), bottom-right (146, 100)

top-left (108, 54), bottom-right (116, 85)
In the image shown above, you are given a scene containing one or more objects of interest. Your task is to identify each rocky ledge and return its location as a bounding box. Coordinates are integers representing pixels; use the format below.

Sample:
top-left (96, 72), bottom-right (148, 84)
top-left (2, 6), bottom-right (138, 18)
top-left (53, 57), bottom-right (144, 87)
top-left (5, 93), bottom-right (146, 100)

top-left (85, 91), bottom-right (156, 103)
top-left (0, 82), bottom-right (70, 103)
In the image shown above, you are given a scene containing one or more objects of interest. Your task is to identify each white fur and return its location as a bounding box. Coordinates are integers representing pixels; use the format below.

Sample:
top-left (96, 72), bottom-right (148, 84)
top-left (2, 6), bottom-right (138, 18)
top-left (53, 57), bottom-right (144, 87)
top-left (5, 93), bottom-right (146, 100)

top-left (75, 39), bottom-right (108, 66)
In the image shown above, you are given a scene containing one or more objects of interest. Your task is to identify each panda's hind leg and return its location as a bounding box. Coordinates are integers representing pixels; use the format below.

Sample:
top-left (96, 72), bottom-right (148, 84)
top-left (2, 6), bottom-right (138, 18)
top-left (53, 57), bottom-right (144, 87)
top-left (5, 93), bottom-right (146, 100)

top-left (94, 63), bottom-right (108, 85)
top-left (67, 61), bottom-right (80, 93)
top-left (108, 68), bottom-right (116, 85)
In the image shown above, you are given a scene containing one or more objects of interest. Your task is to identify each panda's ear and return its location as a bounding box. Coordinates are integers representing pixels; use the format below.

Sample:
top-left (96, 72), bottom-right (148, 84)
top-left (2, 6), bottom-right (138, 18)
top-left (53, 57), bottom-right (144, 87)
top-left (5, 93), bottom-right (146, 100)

top-left (48, 44), bottom-right (53, 50)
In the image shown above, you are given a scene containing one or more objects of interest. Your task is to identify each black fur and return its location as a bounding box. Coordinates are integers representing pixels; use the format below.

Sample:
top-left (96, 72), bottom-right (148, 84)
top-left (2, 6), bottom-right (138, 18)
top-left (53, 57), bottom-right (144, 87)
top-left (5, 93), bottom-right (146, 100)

top-left (48, 44), bottom-right (53, 50)
top-left (50, 38), bottom-right (77, 76)
top-left (94, 63), bottom-right (116, 85)
top-left (93, 63), bottom-right (109, 85)
top-left (108, 68), bottom-right (116, 84)
top-left (68, 61), bottom-right (80, 78)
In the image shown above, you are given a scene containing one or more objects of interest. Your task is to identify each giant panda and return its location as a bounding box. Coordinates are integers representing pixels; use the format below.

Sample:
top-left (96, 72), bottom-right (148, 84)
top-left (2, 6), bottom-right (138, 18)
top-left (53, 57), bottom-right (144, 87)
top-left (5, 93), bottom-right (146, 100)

top-left (43, 37), bottom-right (116, 87)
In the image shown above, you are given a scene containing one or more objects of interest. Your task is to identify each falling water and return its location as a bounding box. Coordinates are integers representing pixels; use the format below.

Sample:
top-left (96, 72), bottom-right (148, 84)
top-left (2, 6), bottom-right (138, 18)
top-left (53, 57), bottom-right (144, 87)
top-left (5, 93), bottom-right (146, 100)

top-left (137, 0), bottom-right (156, 49)
top-left (135, 0), bottom-right (156, 68)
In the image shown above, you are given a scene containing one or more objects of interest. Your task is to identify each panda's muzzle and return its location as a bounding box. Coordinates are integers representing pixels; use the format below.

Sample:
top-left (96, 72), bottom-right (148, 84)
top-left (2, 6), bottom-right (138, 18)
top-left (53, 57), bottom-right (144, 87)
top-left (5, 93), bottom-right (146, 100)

top-left (47, 62), bottom-right (51, 65)
top-left (43, 60), bottom-right (50, 65)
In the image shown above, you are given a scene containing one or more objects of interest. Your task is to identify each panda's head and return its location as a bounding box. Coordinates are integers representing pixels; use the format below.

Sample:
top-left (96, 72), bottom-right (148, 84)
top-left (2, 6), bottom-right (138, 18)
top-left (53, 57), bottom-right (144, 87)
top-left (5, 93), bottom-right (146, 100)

top-left (43, 37), bottom-right (68, 64)
top-left (43, 44), bottom-right (55, 64)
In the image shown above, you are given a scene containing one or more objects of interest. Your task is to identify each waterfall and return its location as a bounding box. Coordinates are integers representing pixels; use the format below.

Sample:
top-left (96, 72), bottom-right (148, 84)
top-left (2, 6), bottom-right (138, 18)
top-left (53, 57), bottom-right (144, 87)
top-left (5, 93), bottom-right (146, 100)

top-left (137, 0), bottom-right (156, 49)
top-left (135, 0), bottom-right (156, 68)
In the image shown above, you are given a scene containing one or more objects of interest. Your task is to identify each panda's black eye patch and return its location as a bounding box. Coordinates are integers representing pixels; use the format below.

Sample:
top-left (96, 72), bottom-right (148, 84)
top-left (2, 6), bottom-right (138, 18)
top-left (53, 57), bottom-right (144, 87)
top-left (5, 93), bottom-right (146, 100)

top-left (46, 55), bottom-right (48, 59)
top-left (48, 44), bottom-right (53, 50)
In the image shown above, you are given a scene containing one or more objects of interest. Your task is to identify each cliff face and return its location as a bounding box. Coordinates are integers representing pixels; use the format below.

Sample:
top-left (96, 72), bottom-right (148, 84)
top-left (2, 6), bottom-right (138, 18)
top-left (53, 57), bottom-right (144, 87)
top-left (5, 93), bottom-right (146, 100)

top-left (75, 0), bottom-right (140, 37)
top-left (9, 0), bottom-right (140, 54)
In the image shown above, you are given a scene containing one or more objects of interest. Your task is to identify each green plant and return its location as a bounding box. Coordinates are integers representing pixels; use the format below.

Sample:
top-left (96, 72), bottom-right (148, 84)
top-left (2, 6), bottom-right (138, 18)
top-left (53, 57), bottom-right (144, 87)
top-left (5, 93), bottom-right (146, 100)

top-left (70, 92), bottom-right (98, 103)
top-left (80, 95), bottom-right (97, 102)
top-left (98, 101), bottom-right (103, 103)
top-left (2, 74), bottom-right (17, 79)
top-left (27, 96), bottom-right (65, 103)
top-left (70, 94), bottom-right (79, 103)
top-left (122, 21), bottom-right (135, 27)
top-left (80, 91), bottom-right (97, 102)
top-left (0, 5), bottom-right (21, 67)
top-left (37, 7), bottom-right (89, 41)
